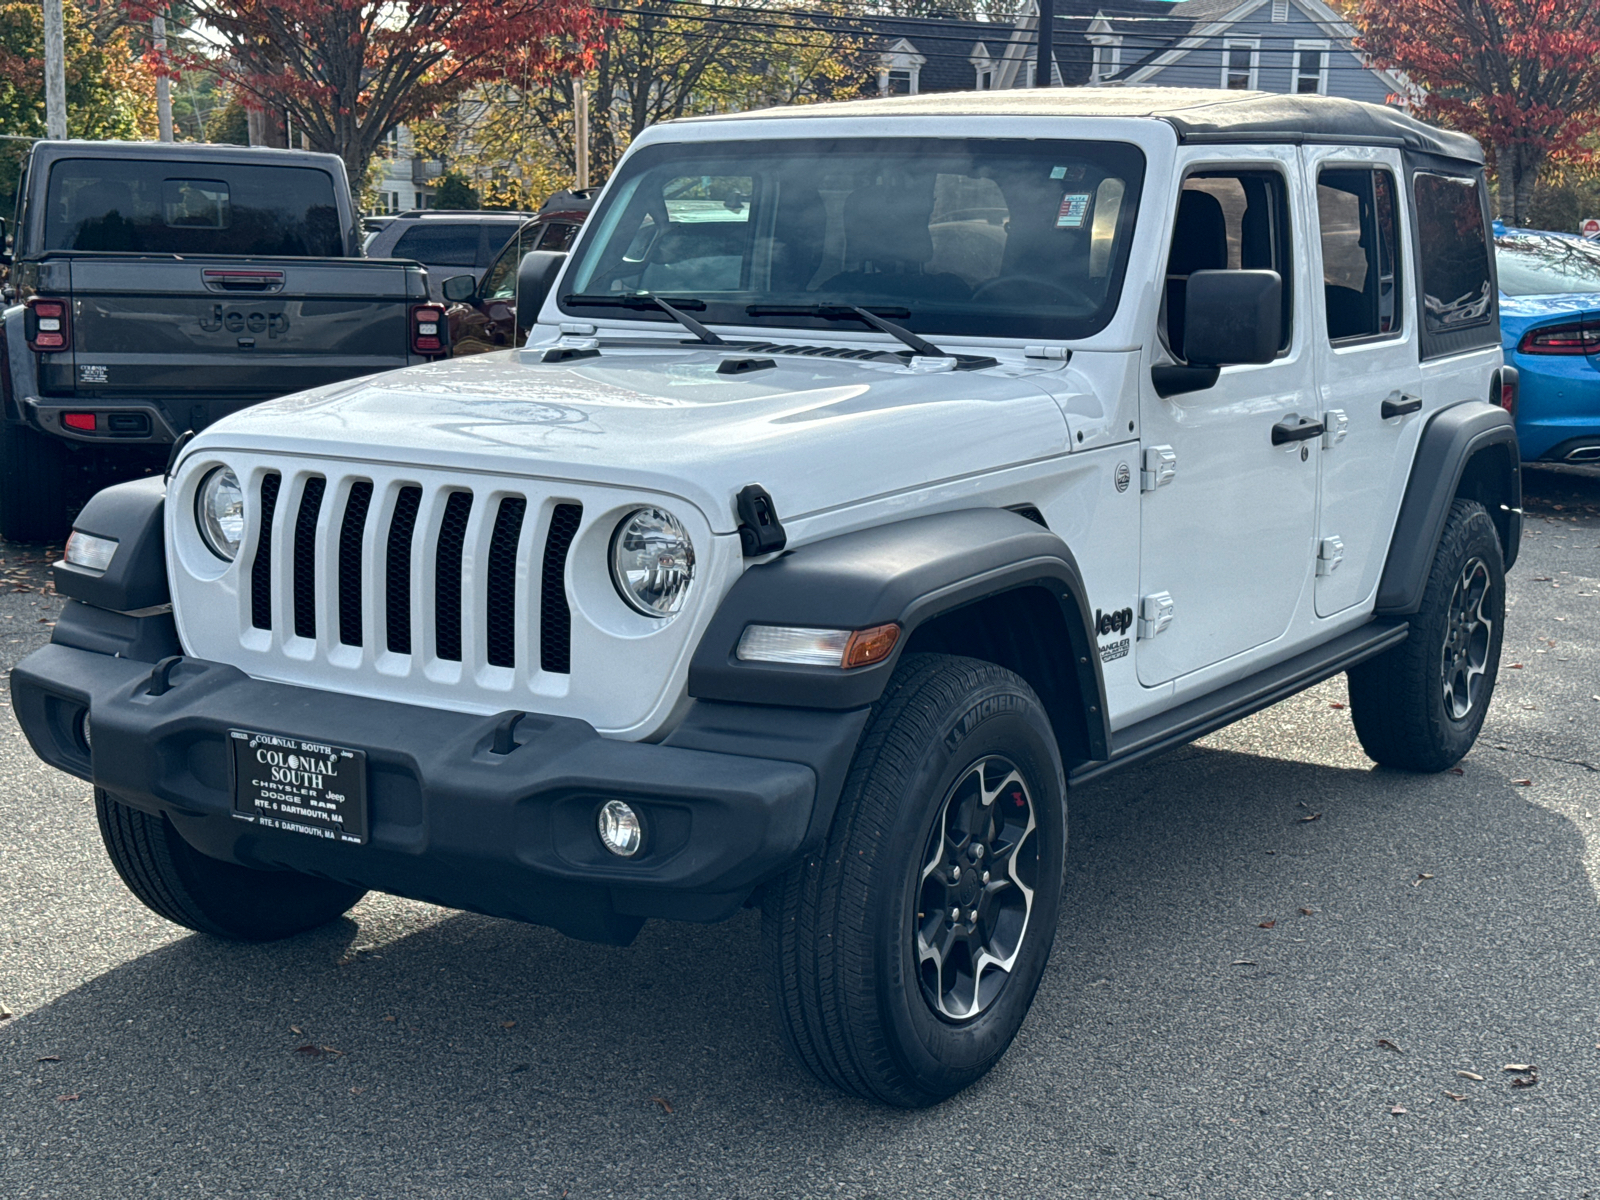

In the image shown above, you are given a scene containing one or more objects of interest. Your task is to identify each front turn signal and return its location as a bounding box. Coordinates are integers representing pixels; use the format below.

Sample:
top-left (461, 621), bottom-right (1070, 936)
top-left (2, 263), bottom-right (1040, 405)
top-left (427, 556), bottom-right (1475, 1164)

top-left (842, 623), bottom-right (900, 669)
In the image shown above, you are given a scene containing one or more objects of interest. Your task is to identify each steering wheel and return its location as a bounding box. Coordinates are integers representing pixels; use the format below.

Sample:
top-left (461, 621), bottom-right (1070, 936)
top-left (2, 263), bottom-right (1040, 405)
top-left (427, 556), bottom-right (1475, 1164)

top-left (971, 275), bottom-right (1077, 305)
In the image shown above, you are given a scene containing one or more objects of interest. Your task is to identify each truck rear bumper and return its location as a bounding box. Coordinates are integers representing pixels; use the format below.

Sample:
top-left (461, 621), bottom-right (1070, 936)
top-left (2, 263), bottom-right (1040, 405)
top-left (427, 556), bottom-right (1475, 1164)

top-left (11, 643), bottom-right (854, 944)
top-left (22, 396), bottom-right (183, 443)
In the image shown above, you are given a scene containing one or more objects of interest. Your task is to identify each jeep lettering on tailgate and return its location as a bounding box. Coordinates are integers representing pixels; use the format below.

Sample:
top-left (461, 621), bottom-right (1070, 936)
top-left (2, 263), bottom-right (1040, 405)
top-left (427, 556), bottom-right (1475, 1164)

top-left (199, 305), bottom-right (290, 338)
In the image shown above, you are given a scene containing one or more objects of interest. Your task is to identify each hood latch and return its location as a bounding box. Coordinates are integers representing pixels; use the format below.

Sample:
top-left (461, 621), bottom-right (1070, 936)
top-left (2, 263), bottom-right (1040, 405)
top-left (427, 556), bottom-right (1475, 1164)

top-left (736, 484), bottom-right (787, 557)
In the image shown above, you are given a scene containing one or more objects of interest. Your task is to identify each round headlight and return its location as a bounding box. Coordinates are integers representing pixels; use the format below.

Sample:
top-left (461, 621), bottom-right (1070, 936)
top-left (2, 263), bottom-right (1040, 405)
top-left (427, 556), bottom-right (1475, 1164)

top-left (195, 467), bottom-right (246, 561)
top-left (609, 507), bottom-right (695, 617)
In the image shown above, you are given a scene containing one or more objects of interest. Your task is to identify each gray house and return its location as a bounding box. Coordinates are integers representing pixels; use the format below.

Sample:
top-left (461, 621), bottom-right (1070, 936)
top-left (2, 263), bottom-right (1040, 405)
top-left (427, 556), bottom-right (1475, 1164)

top-left (868, 0), bottom-right (1410, 104)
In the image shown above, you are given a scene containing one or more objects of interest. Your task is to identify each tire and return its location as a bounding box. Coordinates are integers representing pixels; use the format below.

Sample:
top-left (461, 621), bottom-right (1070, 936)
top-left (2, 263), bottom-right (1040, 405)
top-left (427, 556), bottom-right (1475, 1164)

top-left (0, 418), bottom-right (70, 543)
top-left (762, 654), bottom-right (1068, 1107)
top-left (95, 789), bottom-right (367, 941)
top-left (1347, 498), bottom-right (1506, 772)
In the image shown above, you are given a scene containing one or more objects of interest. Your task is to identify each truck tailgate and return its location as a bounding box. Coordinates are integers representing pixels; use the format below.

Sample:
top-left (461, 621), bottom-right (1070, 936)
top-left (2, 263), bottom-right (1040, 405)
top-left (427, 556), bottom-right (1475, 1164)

top-left (61, 257), bottom-right (424, 398)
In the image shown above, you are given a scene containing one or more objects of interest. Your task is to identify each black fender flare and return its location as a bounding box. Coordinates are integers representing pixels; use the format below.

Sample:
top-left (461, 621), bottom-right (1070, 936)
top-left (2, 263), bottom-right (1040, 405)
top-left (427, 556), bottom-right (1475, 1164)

top-left (1376, 400), bottom-right (1521, 616)
top-left (687, 508), bottom-right (1111, 762)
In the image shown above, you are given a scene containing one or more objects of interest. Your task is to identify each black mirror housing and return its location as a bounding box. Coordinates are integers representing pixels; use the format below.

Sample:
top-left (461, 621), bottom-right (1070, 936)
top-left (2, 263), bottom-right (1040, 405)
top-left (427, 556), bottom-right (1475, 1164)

top-left (1182, 270), bottom-right (1282, 366)
top-left (515, 250), bottom-right (567, 333)
top-left (440, 274), bottom-right (476, 303)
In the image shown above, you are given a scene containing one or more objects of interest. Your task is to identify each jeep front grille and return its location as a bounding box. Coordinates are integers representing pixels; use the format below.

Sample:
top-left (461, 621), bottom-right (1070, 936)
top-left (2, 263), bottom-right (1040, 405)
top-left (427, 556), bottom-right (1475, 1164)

top-left (245, 472), bottom-right (582, 676)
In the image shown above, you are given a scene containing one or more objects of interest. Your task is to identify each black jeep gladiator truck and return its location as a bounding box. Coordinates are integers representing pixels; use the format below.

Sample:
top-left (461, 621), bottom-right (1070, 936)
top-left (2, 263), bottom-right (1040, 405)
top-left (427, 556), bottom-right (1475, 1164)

top-left (0, 140), bottom-right (443, 541)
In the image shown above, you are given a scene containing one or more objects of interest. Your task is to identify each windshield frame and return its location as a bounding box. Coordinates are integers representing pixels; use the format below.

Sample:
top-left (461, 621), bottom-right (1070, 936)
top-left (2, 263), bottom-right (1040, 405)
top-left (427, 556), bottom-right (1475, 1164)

top-left (558, 136), bottom-right (1147, 343)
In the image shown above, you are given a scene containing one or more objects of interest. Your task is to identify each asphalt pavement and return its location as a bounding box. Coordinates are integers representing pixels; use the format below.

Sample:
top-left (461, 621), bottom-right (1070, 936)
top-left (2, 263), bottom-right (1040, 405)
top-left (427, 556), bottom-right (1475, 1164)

top-left (2, 466), bottom-right (1598, 1199)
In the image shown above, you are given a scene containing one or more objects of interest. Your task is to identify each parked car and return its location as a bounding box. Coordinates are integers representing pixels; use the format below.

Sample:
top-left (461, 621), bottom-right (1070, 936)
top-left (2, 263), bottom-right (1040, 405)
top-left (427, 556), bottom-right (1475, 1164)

top-left (0, 140), bottom-right (442, 542)
top-left (364, 209), bottom-right (539, 300)
top-left (442, 189), bottom-right (596, 354)
top-left (1494, 227), bottom-right (1600, 464)
top-left (15, 90), bottom-right (1520, 1108)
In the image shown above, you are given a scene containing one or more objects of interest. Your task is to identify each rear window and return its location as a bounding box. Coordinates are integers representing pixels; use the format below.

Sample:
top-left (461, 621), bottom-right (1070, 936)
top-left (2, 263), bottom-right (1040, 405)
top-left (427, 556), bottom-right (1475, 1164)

top-left (43, 159), bottom-right (343, 256)
top-left (390, 224), bottom-right (482, 267)
top-left (1495, 234), bottom-right (1600, 297)
top-left (1413, 172), bottom-right (1493, 333)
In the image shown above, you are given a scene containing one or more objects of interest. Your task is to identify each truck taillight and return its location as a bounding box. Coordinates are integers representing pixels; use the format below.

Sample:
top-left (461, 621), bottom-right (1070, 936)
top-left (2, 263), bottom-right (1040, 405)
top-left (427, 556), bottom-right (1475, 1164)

top-left (25, 298), bottom-right (71, 352)
top-left (411, 305), bottom-right (446, 355)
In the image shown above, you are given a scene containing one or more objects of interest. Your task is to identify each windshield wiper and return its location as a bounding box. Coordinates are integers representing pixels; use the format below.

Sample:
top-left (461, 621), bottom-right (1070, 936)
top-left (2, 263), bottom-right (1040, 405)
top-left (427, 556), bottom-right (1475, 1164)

top-left (562, 292), bottom-right (726, 345)
top-left (744, 304), bottom-right (947, 358)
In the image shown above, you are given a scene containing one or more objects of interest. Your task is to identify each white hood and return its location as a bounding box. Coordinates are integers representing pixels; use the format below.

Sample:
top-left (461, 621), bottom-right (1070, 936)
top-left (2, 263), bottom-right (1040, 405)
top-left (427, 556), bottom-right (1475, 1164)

top-left (190, 347), bottom-right (1074, 530)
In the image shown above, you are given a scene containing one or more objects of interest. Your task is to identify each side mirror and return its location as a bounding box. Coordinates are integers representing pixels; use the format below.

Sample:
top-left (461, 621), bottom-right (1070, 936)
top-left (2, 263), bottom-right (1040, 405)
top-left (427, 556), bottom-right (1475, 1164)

top-left (1183, 270), bottom-right (1282, 366)
top-left (516, 250), bottom-right (567, 333)
top-left (441, 274), bottom-right (476, 303)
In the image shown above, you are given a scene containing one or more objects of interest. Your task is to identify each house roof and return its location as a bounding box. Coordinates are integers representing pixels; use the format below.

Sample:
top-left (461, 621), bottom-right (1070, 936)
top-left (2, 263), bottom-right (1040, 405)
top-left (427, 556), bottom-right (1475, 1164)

top-left (682, 87), bottom-right (1482, 163)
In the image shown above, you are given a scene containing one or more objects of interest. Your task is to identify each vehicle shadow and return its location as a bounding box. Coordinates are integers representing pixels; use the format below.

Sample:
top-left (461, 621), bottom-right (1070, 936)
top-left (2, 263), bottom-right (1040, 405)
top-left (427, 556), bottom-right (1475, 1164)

top-left (5, 744), bottom-right (1600, 1199)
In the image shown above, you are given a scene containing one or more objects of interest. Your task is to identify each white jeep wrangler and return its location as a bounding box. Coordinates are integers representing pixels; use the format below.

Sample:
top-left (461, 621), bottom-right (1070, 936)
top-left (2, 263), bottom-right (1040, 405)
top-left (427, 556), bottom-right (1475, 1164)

top-left (17, 89), bottom-right (1521, 1107)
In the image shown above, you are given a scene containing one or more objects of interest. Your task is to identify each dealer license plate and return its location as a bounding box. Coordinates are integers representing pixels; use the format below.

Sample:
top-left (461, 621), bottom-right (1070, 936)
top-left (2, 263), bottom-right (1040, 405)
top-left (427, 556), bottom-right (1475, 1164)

top-left (230, 730), bottom-right (368, 845)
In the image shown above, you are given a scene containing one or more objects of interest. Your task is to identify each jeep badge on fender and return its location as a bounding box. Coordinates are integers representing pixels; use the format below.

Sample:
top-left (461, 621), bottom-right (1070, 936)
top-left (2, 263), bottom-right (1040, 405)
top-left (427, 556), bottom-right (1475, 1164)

top-left (12, 91), bottom-right (1518, 1111)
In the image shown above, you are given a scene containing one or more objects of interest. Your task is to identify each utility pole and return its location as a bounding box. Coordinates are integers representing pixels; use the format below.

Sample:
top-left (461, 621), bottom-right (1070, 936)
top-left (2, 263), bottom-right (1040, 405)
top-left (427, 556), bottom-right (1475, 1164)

top-left (153, 12), bottom-right (174, 142)
top-left (42, 0), bottom-right (66, 139)
top-left (1036, 0), bottom-right (1055, 88)
top-left (574, 78), bottom-right (590, 190)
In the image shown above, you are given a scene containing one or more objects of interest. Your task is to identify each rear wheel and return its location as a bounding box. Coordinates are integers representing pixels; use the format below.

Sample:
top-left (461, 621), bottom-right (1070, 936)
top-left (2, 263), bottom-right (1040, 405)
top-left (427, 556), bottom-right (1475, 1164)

top-left (762, 654), bottom-right (1067, 1107)
top-left (0, 419), bottom-right (69, 543)
top-left (1347, 498), bottom-right (1505, 771)
top-left (96, 790), bottom-right (367, 941)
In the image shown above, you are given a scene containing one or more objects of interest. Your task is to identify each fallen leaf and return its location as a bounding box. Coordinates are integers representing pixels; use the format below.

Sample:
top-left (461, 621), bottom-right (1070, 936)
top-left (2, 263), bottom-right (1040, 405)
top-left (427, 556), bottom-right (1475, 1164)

top-left (650, 1096), bottom-right (674, 1114)
top-left (319, 1045), bottom-right (344, 1057)
top-left (1258, 920), bottom-right (1276, 929)
top-left (1511, 1074), bottom-right (1538, 1089)
top-left (1456, 1071), bottom-right (1484, 1081)
top-left (1507, 663), bottom-right (1524, 669)
top-left (1300, 811), bottom-right (1322, 822)
top-left (1503, 1064), bottom-right (1535, 1073)
top-left (296, 1044), bottom-right (323, 1057)
top-left (1390, 1105), bottom-right (1407, 1115)
top-left (350, 1087), bottom-right (365, 1095)
top-left (501, 1021), bottom-right (517, 1029)
top-left (1413, 873), bottom-right (1434, 886)
top-left (1555, 616), bottom-right (1567, 622)
top-left (55, 1093), bottom-right (79, 1102)
top-left (0, 1001), bottom-right (11, 1020)
top-left (1449, 767), bottom-right (1465, 775)
top-left (1329, 701), bottom-right (1346, 709)
top-left (1300, 907), bottom-right (1315, 916)
top-left (1511, 779), bottom-right (1533, 787)
top-left (1231, 959), bottom-right (1257, 966)
top-left (290, 1025), bottom-right (303, 1035)
top-left (1532, 576), bottom-right (1553, 582)
top-left (1378, 1039), bottom-right (1404, 1053)
top-left (1443, 1091), bottom-right (1468, 1102)
top-left (382, 1016), bottom-right (396, 1023)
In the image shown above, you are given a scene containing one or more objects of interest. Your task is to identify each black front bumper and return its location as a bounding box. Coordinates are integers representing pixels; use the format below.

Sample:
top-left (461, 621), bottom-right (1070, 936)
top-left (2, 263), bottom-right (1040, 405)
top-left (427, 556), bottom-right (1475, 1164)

top-left (12, 643), bottom-right (868, 944)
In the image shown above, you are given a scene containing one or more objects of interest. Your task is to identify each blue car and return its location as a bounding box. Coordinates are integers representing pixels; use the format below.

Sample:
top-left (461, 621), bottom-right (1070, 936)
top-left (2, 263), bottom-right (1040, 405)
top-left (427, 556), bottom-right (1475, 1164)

top-left (1496, 229), bottom-right (1600, 463)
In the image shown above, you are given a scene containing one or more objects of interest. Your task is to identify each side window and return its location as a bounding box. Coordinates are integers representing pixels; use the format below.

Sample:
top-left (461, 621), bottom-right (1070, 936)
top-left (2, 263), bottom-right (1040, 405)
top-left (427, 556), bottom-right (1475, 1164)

top-left (1316, 168), bottom-right (1403, 343)
top-left (537, 221), bottom-right (577, 252)
top-left (1413, 172), bottom-right (1493, 333)
top-left (1162, 170), bottom-right (1293, 359)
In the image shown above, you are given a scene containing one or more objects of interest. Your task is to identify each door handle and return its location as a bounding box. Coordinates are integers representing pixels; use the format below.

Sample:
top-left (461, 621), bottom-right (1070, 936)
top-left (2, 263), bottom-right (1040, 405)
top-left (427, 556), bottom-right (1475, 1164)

top-left (1381, 392), bottom-right (1423, 419)
top-left (1271, 415), bottom-right (1325, 445)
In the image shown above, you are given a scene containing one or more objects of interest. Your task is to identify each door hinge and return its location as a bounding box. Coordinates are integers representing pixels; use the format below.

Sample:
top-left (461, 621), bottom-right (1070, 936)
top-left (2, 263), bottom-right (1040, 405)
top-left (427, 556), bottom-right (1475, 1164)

top-left (1138, 592), bottom-right (1174, 639)
top-left (1322, 409), bottom-right (1348, 448)
top-left (1317, 535), bottom-right (1345, 576)
top-left (1141, 445), bottom-right (1176, 492)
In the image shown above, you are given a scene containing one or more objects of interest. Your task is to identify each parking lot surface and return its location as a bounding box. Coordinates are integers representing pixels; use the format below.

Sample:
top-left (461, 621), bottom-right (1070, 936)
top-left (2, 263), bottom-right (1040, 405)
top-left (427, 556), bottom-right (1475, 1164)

top-left (2, 466), bottom-right (1598, 1199)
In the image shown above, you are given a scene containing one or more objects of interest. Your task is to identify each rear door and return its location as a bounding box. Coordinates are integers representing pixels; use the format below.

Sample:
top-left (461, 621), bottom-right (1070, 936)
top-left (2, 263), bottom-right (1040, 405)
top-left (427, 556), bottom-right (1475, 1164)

top-left (1304, 147), bottom-right (1421, 617)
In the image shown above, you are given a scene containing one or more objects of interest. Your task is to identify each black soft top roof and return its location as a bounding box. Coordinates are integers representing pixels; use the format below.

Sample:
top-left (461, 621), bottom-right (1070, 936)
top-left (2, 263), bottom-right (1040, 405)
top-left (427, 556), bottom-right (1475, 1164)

top-left (681, 88), bottom-right (1483, 165)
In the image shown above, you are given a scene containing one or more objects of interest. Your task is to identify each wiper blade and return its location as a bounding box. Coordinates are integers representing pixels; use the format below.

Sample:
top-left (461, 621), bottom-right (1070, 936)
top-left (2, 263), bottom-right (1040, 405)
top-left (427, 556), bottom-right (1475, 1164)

top-left (562, 292), bottom-right (725, 345)
top-left (744, 303), bottom-right (946, 358)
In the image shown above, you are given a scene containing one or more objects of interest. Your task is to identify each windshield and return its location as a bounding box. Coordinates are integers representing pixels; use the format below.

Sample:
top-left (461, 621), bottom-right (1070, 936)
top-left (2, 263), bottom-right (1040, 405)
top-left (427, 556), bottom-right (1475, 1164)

top-left (562, 137), bottom-right (1145, 341)
top-left (43, 158), bottom-right (344, 256)
top-left (1495, 234), bottom-right (1600, 297)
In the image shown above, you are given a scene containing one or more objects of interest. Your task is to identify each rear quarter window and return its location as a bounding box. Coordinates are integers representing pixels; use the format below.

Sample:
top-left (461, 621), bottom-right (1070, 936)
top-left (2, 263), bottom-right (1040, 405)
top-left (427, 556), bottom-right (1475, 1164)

top-left (1413, 172), bottom-right (1493, 333)
top-left (390, 223), bottom-right (482, 267)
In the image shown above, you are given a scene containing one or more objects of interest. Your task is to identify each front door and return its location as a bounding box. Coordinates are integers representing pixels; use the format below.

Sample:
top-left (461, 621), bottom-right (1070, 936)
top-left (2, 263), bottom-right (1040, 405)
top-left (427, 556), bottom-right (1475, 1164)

top-left (1304, 148), bottom-right (1422, 617)
top-left (1136, 149), bottom-right (1321, 688)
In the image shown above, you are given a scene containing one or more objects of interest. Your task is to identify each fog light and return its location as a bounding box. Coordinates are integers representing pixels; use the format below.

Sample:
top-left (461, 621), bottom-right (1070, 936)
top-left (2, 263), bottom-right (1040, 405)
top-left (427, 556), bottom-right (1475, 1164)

top-left (78, 711), bottom-right (92, 753)
top-left (597, 799), bottom-right (642, 857)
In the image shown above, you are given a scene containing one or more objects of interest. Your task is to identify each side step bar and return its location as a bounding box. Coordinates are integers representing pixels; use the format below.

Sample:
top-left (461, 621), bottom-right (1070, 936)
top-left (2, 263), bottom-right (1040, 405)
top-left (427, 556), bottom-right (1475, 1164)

top-left (1069, 617), bottom-right (1409, 786)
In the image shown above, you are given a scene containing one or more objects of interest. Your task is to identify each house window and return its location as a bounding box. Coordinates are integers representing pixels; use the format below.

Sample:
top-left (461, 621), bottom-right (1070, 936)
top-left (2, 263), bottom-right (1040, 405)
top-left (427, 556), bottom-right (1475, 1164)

top-left (1222, 40), bottom-right (1259, 90)
top-left (975, 66), bottom-right (993, 89)
top-left (885, 68), bottom-right (917, 95)
top-left (1294, 40), bottom-right (1329, 94)
top-left (1091, 41), bottom-right (1122, 84)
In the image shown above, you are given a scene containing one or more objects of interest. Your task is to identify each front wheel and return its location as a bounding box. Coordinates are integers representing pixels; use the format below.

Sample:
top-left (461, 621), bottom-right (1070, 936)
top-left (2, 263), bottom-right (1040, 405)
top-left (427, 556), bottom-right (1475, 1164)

top-left (96, 790), bottom-right (367, 941)
top-left (762, 654), bottom-right (1067, 1107)
top-left (1347, 498), bottom-right (1506, 771)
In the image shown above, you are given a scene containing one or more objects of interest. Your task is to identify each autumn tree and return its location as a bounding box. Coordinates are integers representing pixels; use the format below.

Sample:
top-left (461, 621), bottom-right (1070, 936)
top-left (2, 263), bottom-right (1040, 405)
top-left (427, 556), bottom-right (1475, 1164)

top-left (137, 0), bottom-right (606, 189)
top-left (1355, 0), bottom-right (1600, 223)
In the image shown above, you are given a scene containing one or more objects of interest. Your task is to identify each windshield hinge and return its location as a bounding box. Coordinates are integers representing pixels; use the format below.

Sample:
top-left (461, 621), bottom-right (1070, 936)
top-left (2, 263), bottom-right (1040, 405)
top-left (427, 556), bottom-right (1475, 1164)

top-left (736, 484), bottom-right (786, 557)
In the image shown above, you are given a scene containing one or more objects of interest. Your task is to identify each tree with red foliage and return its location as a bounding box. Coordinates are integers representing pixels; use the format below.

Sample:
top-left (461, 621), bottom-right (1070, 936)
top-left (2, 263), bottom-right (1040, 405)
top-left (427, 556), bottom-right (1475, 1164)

top-left (1355, 0), bottom-right (1600, 223)
top-left (133, 0), bottom-right (606, 191)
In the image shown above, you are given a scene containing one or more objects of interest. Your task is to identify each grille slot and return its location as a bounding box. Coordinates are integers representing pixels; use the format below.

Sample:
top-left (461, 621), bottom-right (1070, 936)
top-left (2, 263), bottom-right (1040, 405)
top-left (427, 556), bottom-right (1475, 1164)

top-left (292, 477), bottom-right (326, 640)
top-left (486, 497), bottom-right (526, 668)
top-left (250, 473), bottom-right (281, 630)
top-left (338, 481), bottom-right (374, 647)
top-left (540, 503), bottom-right (583, 674)
top-left (434, 491), bottom-right (474, 662)
top-left (385, 486), bottom-right (422, 654)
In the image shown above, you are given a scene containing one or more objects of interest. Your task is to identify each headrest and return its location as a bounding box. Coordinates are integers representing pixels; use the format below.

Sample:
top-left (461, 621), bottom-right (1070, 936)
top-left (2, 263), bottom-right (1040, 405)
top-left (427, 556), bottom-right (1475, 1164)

top-left (1168, 189), bottom-right (1228, 277)
top-left (844, 185), bottom-right (934, 267)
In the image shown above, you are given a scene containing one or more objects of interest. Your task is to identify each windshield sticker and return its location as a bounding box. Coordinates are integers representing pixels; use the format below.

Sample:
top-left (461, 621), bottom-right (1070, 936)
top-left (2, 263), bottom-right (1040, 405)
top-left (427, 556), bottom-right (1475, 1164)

top-left (1057, 194), bottom-right (1091, 229)
top-left (1051, 164), bottom-right (1086, 182)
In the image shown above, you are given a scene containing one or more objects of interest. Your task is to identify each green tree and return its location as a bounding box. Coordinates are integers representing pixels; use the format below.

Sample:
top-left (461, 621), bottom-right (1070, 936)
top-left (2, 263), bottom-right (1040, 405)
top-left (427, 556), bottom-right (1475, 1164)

top-left (0, 0), bottom-right (155, 219)
top-left (432, 170), bottom-right (480, 210)
top-left (203, 93), bottom-right (251, 146)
